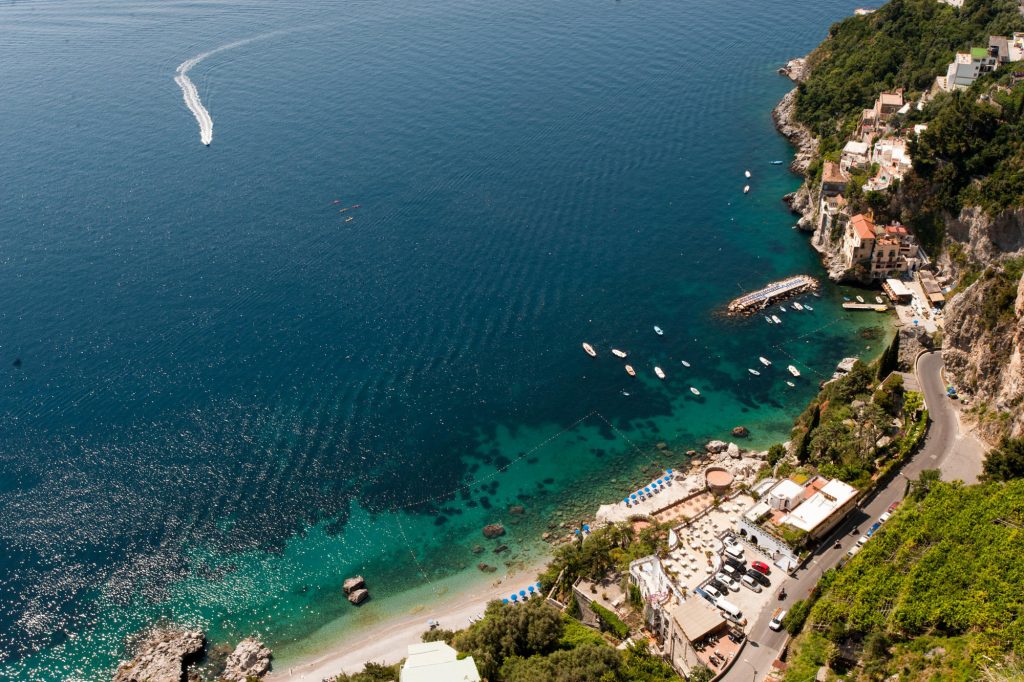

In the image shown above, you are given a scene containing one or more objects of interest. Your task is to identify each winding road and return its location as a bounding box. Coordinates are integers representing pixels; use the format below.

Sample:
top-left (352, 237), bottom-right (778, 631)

top-left (722, 351), bottom-right (986, 682)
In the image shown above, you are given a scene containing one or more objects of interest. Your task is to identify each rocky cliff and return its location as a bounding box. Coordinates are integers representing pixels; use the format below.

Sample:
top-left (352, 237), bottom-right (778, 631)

top-left (112, 627), bottom-right (205, 682)
top-left (940, 207), bottom-right (1024, 441)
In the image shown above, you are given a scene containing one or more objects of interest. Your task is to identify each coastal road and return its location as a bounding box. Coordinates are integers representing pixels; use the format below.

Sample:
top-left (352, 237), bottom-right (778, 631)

top-left (723, 351), bottom-right (987, 682)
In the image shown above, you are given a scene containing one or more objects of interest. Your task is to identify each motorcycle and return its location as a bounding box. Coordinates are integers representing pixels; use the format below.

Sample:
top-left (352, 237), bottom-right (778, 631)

top-left (778, 588), bottom-right (787, 600)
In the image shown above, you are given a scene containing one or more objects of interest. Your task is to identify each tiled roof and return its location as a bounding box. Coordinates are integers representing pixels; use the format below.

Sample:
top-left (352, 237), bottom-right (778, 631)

top-left (850, 214), bottom-right (876, 240)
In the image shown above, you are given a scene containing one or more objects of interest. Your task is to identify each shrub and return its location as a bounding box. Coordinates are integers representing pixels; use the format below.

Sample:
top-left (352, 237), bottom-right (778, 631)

top-left (591, 603), bottom-right (629, 640)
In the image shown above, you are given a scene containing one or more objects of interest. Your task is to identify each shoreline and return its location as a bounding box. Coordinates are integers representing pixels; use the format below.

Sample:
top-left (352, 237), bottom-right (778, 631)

top-left (264, 557), bottom-right (551, 681)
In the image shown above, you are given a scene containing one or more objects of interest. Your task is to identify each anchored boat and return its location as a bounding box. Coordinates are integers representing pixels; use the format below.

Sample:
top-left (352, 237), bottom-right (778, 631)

top-left (654, 366), bottom-right (666, 380)
top-left (771, 315), bottom-right (782, 324)
top-left (792, 302), bottom-right (804, 311)
top-left (787, 365), bottom-right (801, 377)
top-left (680, 360), bottom-right (691, 367)
top-left (748, 368), bottom-right (761, 376)
top-left (582, 343), bottom-right (596, 357)
top-left (690, 386), bottom-right (701, 396)
top-left (654, 326), bottom-right (664, 336)
top-left (612, 349), bottom-right (627, 358)
top-left (625, 365), bottom-right (636, 377)
top-left (759, 356), bottom-right (772, 366)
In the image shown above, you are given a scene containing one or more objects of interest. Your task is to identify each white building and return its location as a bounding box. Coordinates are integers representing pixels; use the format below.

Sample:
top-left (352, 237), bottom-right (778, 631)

top-left (400, 642), bottom-right (481, 682)
top-left (865, 137), bottom-right (912, 191)
top-left (779, 478), bottom-right (859, 539)
top-left (840, 140), bottom-right (871, 173)
top-left (942, 48), bottom-right (997, 91)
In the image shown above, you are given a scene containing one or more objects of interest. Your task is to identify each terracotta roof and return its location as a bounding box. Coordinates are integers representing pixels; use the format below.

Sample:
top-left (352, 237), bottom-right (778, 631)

top-left (879, 91), bottom-right (904, 106)
top-left (850, 214), bottom-right (876, 240)
top-left (822, 161), bottom-right (847, 184)
top-left (885, 223), bottom-right (908, 235)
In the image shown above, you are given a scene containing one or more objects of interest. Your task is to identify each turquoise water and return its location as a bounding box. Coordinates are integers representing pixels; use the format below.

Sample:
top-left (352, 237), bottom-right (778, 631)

top-left (0, 0), bottom-right (879, 678)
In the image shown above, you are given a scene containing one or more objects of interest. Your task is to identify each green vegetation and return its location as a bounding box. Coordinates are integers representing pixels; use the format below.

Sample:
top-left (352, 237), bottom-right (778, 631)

top-left (591, 603), bottom-right (629, 640)
top-left (783, 599), bottom-right (812, 636)
top-left (795, 0), bottom-right (1022, 151)
top-left (784, 480), bottom-right (1024, 680)
top-left (767, 443), bottom-right (787, 467)
top-left (453, 598), bottom-right (563, 680)
top-left (328, 662), bottom-right (402, 682)
top-left (982, 436), bottom-right (1024, 481)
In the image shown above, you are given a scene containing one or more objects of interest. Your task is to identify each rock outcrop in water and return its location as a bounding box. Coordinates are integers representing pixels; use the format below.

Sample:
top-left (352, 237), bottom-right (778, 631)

top-left (112, 627), bottom-right (205, 682)
top-left (343, 575), bottom-right (370, 605)
top-left (221, 637), bottom-right (272, 681)
top-left (482, 523), bottom-right (505, 539)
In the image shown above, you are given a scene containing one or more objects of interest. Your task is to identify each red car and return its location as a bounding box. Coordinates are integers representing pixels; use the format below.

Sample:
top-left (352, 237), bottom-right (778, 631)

top-left (888, 500), bottom-right (901, 513)
top-left (751, 561), bottom-right (771, 576)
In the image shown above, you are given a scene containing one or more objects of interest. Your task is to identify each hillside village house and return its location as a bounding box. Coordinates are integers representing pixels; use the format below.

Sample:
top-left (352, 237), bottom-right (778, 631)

top-left (400, 642), bottom-right (481, 682)
top-left (738, 476), bottom-right (859, 571)
top-left (941, 47), bottom-right (998, 91)
top-left (821, 161), bottom-right (849, 197)
top-left (857, 90), bottom-right (904, 141)
top-left (818, 192), bottom-right (848, 237)
top-left (840, 140), bottom-right (871, 173)
top-left (864, 136), bottom-right (912, 191)
top-left (988, 33), bottom-right (1024, 65)
top-left (841, 214), bottom-right (924, 278)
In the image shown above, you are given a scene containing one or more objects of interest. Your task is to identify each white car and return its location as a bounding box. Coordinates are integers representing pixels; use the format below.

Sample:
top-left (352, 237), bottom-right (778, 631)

top-left (723, 535), bottom-right (740, 550)
top-left (702, 583), bottom-right (722, 601)
top-left (879, 511), bottom-right (892, 523)
top-left (856, 535), bottom-right (869, 547)
top-left (847, 545), bottom-right (861, 558)
top-left (741, 575), bottom-right (762, 593)
top-left (715, 573), bottom-right (740, 592)
top-left (769, 609), bottom-right (787, 631)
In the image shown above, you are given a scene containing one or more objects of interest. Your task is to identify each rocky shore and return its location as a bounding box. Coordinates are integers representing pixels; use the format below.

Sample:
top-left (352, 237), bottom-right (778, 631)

top-left (112, 627), bottom-right (271, 682)
top-left (772, 57), bottom-right (817, 175)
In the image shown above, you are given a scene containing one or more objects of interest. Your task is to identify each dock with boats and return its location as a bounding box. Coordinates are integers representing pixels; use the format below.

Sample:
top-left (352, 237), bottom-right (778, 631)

top-left (727, 275), bottom-right (818, 315)
top-left (842, 302), bottom-right (889, 312)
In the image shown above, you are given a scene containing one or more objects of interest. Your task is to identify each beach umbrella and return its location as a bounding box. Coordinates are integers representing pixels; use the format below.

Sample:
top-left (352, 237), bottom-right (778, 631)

top-left (583, 524), bottom-right (590, 532)
top-left (536, 582), bottom-right (542, 589)
top-left (519, 590), bottom-right (527, 597)
top-left (666, 469), bottom-right (673, 474)
top-left (630, 493), bottom-right (637, 499)
top-left (574, 529), bottom-right (581, 535)
top-left (510, 594), bottom-right (518, 601)
top-left (502, 599), bottom-right (509, 604)
top-left (528, 586), bottom-right (535, 593)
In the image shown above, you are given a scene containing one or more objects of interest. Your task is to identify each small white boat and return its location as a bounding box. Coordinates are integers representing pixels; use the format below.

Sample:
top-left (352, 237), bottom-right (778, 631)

top-left (759, 356), bottom-right (772, 366)
top-left (771, 315), bottom-right (782, 324)
top-left (804, 304), bottom-right (814, 311)
top-left (787, 365), bottom-right (801, 377)
top-left (612, 349), bottom-right (627, 358)
top-left (792, 302), bottom-right (804, 311)
top-left (786, 380), bottom-right (796, 387)
top-left (625, 365), bottom-right (636, 377)
top-left (654, 326), bottom-right (664, 336)
top-left (780, 306), bottom-right (787, 312)
top-left (654, 366), bottom-right (666, 380)
top-left (680, 360), bottom-right (691, 367)
top-left (765, 315), bottom-right (773, 324)
top-left (582, 343), bottom-right (596, 357)
top-left (812, 292), bottom-right (821, 298)
top-left (743, 185), bottom-right (750, 194)
top-left (690, 387), bottom-right (701, 396)
top-left (748, 368), bottom-right (761, 376)
top-left (856, 295), bottom-right (865, 303)
top-left (744, 170), bottom-right (751, 178)
top-left (875, 296), bottom-right (884, 304)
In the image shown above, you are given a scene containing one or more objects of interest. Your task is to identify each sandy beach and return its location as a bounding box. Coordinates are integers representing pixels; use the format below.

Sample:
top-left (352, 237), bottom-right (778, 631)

top-left (265, 557), bottom-right (552, 681)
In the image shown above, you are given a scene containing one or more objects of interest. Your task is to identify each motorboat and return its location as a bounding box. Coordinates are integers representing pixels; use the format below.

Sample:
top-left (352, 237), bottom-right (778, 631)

top-left (690, 387), bottom-right (701, 396)
top-left (748, 369), bottom-right (761, 376)
top-left (804, 304), bottom-right (814, 311)
top-left (744, 170), bottom-right (751, 178)
top-left (812, 292), bottom-right (821, 297)
top-left (786, 380), bottom-right (796, 387)
top-left (625, 365), bottom-right (636, 377)
top-left (743, 185), bottom-right (750, 194)
top-left (680, 360), bottom-right (691, 367)
top-left (654, 326), bottom-right (664, 336)
top-left (875, 296), bottom-right (884, 304)
top-left (787, 365), bottom-right (801, 377)
top-left (344, 217), bottom-right (354, 223)
top-left (843, 296), bottom-right (851, 302)
top-left (771, 315), bottom-right (782, 324)
top-left (792, 302), bottom-right (804, 311)
top-left (770, 160), bottom-right (784, 165)
top-left (780, 306), bottom-right (787, 312)
top-left (759, 356), bottom-right (771, 366)
top-left (765, 315), bottom-right (773, 324)
top-left (612, 349), bottom-right (627, 358)
top-left (856, 295), bottom-right (865, 303)
top-left (582, 343), bottom-right (597, 357)
top-left (654, 367), bottom-right (666, 380)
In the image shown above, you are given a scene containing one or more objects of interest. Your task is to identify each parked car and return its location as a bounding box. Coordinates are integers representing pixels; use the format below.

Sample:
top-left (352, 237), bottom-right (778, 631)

top-left (847, 545), bottom-right (861, 558)
top-left (715, 573), bottom-right (740, 592)
top-left (702, 583), bottom-right (722, 601)
top-left (751, 560), bottom-right (771, 575)
top-left (888, 501), bottom-right (901, 513)
top-left (746, 568), bottom-right (770, 587)
top-left (867, 522), bottom-right (882, 537)
top-left (879, 511), bottom-right (892, 523)
top-left (709, 580), bottom-right (729, 595)
top-left (724, 544), bottom-right (745, 560)
top-left (723, 556), bottom-right (746, 572)
top-left (723, 534), bottom-right (740, 550)
top-left (721, 563), bottom-right (743, 581)
top-left (740, 574), bottom-right (762, 593)
top-left (856, 535), bottom-right (869, 547)
top-left (769, 608), bottom-right (787, 631)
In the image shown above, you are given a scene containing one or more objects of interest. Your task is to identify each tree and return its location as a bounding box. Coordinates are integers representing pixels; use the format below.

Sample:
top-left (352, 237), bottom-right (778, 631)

top-left (982, 437), bottom-right (1024, 482)
top-left (784, 599), bottom-right (811, 636)
top-left (906, 468), bottom-right (941, 501)
top-left (767, 443), bottom-right (787, 467)
top-left (453, 599), bottom-right (564, 679)
top-left (688, 664), bottom-right (714, 682)
top-left (500, 644), bottom-right (621, 682)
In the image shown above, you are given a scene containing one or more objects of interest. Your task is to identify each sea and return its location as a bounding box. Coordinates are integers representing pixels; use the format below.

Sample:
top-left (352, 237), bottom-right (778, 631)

top-left (0, 0), bottom-right (879, 679)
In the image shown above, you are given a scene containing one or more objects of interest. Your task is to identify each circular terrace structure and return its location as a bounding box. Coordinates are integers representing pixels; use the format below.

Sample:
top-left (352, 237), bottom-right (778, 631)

top-left (705, 467), bottom-right (734, 495)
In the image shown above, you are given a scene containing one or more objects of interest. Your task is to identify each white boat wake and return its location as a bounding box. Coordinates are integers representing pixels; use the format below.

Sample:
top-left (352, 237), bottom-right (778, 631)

top-left (174, 34), bottom-right (276, 145)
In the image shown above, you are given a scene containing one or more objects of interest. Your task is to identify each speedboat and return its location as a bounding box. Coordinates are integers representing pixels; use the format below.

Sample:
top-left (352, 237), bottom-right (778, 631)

top-left (680, 360), bottom-right (691, 367)
top-left (812, 292), bottom-right (821, 297)
top-left (804, 304), bottom-right (814, 311)
top-left (780, 306), bottom-right (787, 312)
top-left (856, 295), bottom-right (865, 303)
top-left (765, 315), bottom-right (773, 324)
top-left (786, 380), bottom-right (796, 387)
top-left (759, 356), bottom-right (771, 366)
top-left (875, 296), bottom-right (884, 304)
top-left (612, 349), bottom-right (627, 358)
top-left (843, 296), bottom-right (851, 302)
top-left (771, 315), bottom-right (782, 324)
top-left (654, 326), bottom-right (664, 336)
top-left (352, 204), bottom-right (362, 208)
top-left (770, 160), bottom-right (784, 165)
top-left (625, 365), bottom-right (636, 377)
top-left (744, 170), bottom-right (751, 178)
top-left (690, 387), bottom-right (701, 396)
top-left (344, 217), bottom-right (354, 223)
top-left (582, 343), bottom-right (597, 357)
top-left (748, 368), bottom-right (761, 376)
top-left (787, 365), bottom-right (801, 377)
top-left (654, 367), bottom-right (666, 380)
top-left (743, 185), bottom-right (750, 194)
top-left (792, 302), bottom-right (804, 311)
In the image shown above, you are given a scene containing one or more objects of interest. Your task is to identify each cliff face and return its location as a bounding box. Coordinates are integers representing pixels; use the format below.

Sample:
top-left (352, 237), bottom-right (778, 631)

top-left (941, 207), bottom-right (1024, 441)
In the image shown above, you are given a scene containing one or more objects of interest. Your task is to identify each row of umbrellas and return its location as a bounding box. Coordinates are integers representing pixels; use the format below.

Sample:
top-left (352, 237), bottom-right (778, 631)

top-left (623, 469), bottom-right (674, 506)
top-left (503, 582), bottom-right (544, 603)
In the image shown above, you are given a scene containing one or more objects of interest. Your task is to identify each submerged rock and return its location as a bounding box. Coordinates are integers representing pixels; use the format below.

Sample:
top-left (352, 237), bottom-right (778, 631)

top-left (477, 563), bottom-right (497, 573)
top-left (732, 426), bottom-right (749, 438)
top-left (112, 627), bottom-right (205, 682)
top-left (221, 637), bottom-right (272, 681)
top-left (482, 523), bottom-right (506, 539)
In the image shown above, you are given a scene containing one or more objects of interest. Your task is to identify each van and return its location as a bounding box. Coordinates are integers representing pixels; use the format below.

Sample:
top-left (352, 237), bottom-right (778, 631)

top-left (724, 544), bottom-right (745, 560)
top-left (702, 583), bottom-right (722, 601)
top-left (769, 608), bottom-right (786, 631)
top-left (715, 597), bottom-right (742, 620)
top-left (740, 575), bottom-right (762, 593)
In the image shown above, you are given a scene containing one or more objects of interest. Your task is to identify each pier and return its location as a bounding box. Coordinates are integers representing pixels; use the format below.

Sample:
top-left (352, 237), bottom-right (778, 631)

top-left (727, 275), bottom-right (818, 314)
top-left (842, 302), bottom-right (889, 311)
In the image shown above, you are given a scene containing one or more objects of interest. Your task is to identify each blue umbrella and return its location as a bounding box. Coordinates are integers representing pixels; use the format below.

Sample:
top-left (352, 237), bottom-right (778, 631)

top-left (503, 598), bottom-right (509, 604)
top-left (511, 594), bottom-right (518, 601)
top-left (574, 529), bottom-right (581, 535)
top-left (630, 493), bottom-right (637, 499)
top-left (583, 524), bottom-right (590, 532)
top-left (623, 498), bottom-right (629, 504)
top-left (666, 469), bottom-right (673, 474)
top-left (528, 585), bottom-right (535, 593)
top-left (536, 582), bottom-right (542, 589)
top-left (644, 486), bottom-right (651, 492)
top-left (519, 590), bottom-right (527, 597)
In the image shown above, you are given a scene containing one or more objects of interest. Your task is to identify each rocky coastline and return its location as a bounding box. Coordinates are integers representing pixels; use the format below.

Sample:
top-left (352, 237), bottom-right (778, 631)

top-left (112, 627), bottom-right (271, 682)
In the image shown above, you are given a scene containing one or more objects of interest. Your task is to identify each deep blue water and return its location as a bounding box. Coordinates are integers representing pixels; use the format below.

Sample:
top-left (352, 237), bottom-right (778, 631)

top-left (0, 0), bottom-right (875, 678)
